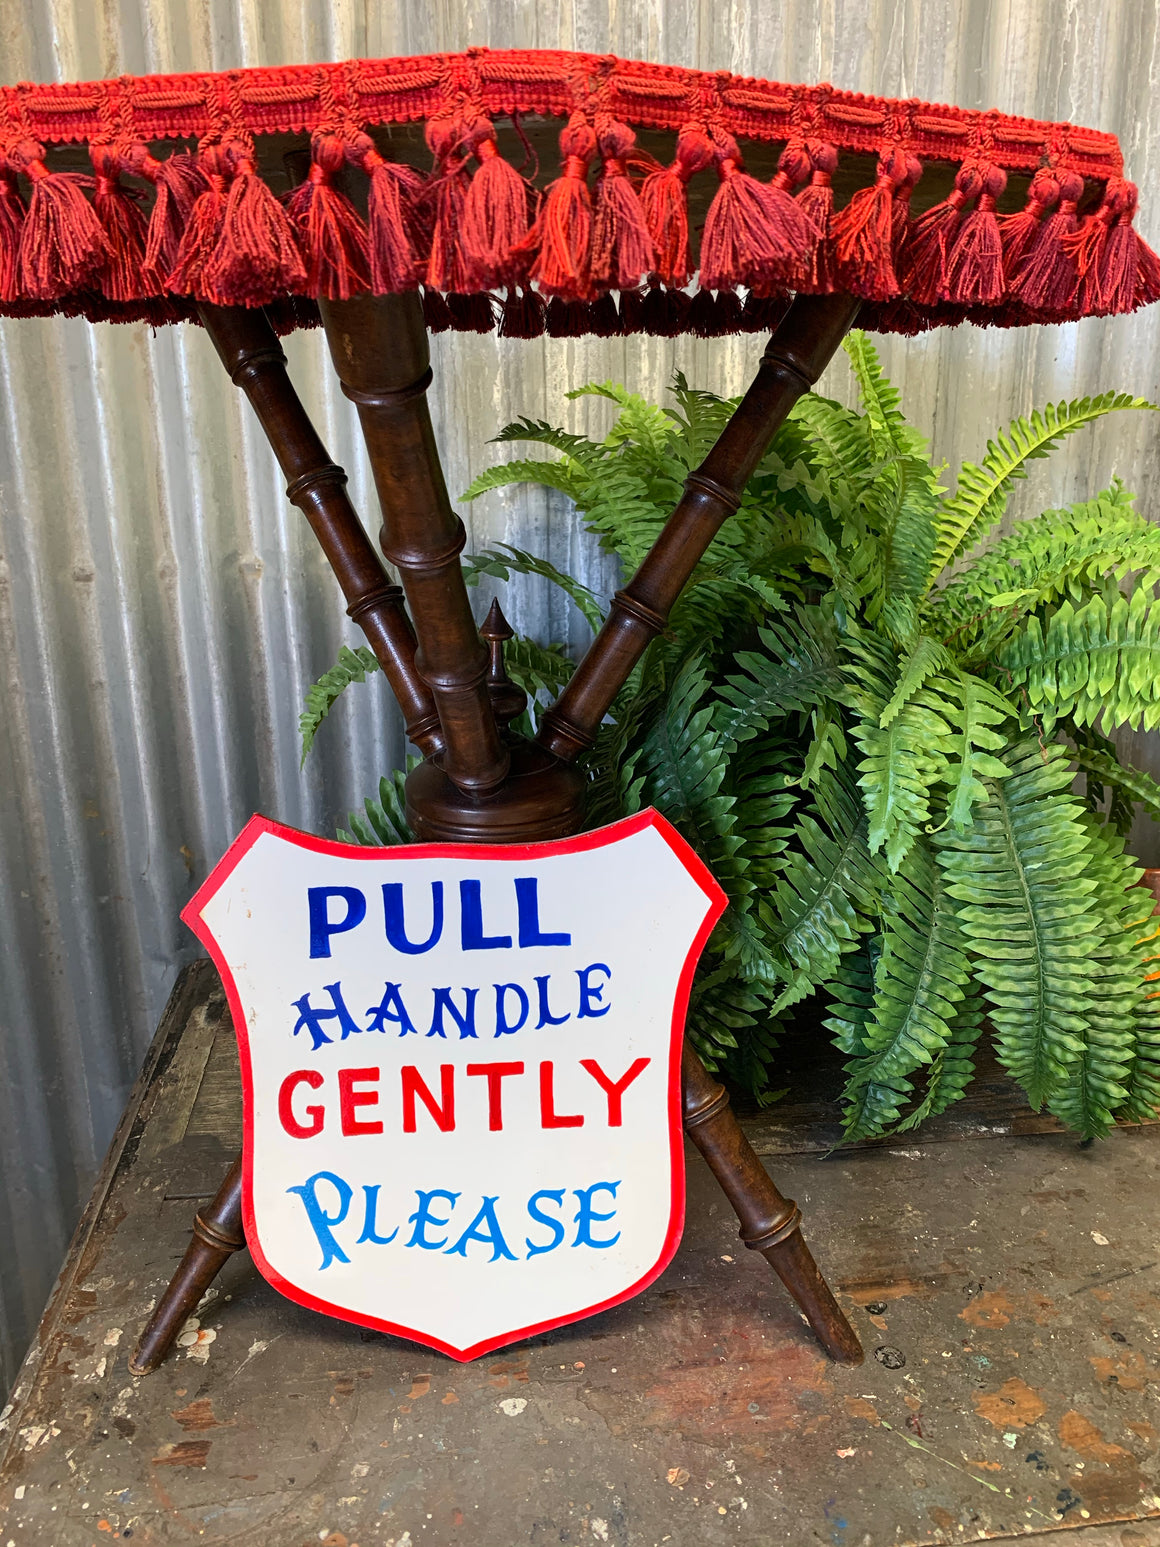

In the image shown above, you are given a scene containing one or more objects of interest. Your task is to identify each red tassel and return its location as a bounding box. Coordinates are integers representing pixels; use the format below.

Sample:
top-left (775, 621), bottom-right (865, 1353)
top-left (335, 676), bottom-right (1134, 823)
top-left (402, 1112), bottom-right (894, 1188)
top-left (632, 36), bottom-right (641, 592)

top-left (1011, 169), bottom-right (1083, 314)
top-left (587, 291), bottom-right (622, 335)
top-left (423, 116), bottom-right (474, 294)
top-left (1061, 178), bottom-right (1152, 317)
top-left (517, 115), bottom-right (596, 301)
top-left (421, 285), bottom-right (453, 331)
top-left (999, 167), bottom-right (1058, 278)
top-left (0, 159), bottom-right (27, 302)
top-left (640, 125), bottom-right (714, 288)
top-left (698, 133), bottom-right (815, 293)
top-left (210, 141), bottom-right (306, 303)
top-left (461, 116), bottom-right (533, 290)
top-left (590, 120), bottom-right (656, 292)
top-left (618, 286), bottom-right (644, 333)
top-left (127, 146), bottom-right (207, 287)
top-left (897, 162), bottom-right (983, 306)
top-left (167, 146), bottom-right (228, 300)
top-left (285, 133), bottom-right (370, 300)
top-left (345, 134), bottom-right (426, 294)
top-left (88, 145), bottom-right (159, 303)
top-left (6, 139), bottom-right (107, 301)
top-left (445, 291), bottom-right (496, 332)
top-left (761, 141), bottom-right (818, 290)
top-left (795, 141), bottom-right (838, 292)
top-left (944, 163), bottom-right (1006, 304)
top-left (832, 147), bottom-right (912, 301)
top-left (498, 285), bottom-right (545, 337)
top-left (545, 296), bottom-right (592, 336)
top-left (640, 282), bottom-right (688, 336)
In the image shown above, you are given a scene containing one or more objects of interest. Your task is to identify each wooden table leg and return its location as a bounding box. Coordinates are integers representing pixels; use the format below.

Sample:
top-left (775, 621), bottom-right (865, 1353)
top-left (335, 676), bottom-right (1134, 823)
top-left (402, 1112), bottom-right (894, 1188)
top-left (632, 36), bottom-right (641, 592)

top-left (129, 1158), bottom-right (245, 1375)
top-left (682, 1045), bottom-right (863, 1364)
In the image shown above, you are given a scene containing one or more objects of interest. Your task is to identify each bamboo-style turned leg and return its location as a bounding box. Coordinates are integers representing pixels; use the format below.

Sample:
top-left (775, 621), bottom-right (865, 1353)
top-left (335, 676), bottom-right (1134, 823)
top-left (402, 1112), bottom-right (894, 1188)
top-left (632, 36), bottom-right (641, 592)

top-left (539, 292), bottom-right (862, 759)
top-left (198, 303), bottom-right (442, 755)
top-left (682, 1047), bottom-right (862, 1363)
top-left (129, 1159), bottom-right (245, 1375)
top-left (318, 292), bottom-right (509, 799)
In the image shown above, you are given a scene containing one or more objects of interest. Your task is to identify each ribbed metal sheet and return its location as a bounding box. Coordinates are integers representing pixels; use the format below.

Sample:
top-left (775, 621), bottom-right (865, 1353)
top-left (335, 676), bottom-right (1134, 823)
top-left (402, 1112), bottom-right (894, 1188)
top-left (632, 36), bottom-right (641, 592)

top-left (3, 0), bottom-right (1159, 1392)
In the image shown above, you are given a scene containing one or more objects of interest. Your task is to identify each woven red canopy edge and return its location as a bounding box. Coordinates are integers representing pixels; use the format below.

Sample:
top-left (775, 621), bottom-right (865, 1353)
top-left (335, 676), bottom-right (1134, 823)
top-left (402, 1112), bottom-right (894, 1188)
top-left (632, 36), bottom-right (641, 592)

top-left (0, 46), bottom-right (1155, 338)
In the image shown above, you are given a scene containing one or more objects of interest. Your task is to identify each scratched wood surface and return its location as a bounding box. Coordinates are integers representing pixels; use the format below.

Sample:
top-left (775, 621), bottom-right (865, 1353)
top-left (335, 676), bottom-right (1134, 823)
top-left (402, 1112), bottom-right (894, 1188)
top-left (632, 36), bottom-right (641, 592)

top-left (2, 960), bottom-right (1159, 1547)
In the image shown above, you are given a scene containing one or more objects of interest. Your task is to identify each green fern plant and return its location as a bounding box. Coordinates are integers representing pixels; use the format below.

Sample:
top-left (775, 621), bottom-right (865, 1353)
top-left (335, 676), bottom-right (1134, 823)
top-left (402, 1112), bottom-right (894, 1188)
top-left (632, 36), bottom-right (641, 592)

top-left (299, 337), bottom-right (1160, 1142)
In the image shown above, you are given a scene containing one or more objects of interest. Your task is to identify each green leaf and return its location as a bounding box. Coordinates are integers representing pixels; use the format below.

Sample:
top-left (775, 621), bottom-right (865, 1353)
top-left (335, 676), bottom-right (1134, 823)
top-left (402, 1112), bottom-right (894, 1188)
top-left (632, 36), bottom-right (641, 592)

top-left (893, 988), bottom-right (986, 1132)
top-left (838, 837), bottom-right (971, 1141)
top-left (461, 543), bottom-right (606, 634)
top-left (299, 644), bottom-right (380, 765)
top-left (934, 741), bottom-right (1099, 1109)
top-left (342, 760), bottom-right (419, 847)
top-left (924, 394), bottom-right (1155, 593)
top-left (460, 456), bottom-right (589, 503)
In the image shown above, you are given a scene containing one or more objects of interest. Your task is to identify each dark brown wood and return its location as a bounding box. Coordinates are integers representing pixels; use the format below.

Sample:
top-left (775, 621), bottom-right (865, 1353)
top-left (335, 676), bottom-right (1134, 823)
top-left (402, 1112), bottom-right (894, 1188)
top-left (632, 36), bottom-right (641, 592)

top-left (682, 1043), bottom-right (863, 1365)
top-left (198, 303), bottom-right (443, 756)
top-left (318, 293), bottom-right (509, 798)
top-left (538, 292), bottom-right (862, 762)
top-left (128, 1156), bottom-right (245, 1375)
top-left (137, 292), bottom-right (861, 1372)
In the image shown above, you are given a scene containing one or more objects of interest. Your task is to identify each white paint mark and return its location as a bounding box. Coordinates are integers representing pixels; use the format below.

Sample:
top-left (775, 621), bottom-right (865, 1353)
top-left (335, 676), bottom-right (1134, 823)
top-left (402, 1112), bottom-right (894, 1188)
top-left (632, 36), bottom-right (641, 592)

top-left (1003, 1431), bottom-right (1018, 1448)
top-left (1091, 1231), bottom-right (1110, 1246)
top-left (591, 1520), bottom-right (609, 1541)
top-left (103, 1327), bottom-right (123, 1347)
top-left (498, 1397), bottom-right (527, 1416)
top-left (14, 1485), bottom-right (25, 1499)
top-left (352, 1462), bottom-right (369, 1478)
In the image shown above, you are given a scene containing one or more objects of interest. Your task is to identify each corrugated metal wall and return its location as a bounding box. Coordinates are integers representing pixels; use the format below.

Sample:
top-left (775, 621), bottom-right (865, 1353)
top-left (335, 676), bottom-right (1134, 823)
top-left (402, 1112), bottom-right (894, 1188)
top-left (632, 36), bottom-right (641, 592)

top-left (3, 0), bottom-right (1159, 1393)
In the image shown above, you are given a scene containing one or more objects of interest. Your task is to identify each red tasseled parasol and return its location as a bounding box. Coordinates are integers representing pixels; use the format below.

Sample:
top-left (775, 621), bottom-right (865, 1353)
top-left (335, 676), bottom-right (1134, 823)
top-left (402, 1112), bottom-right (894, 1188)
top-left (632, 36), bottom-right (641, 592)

top-left (0, 47), bottom-right (1155, 336)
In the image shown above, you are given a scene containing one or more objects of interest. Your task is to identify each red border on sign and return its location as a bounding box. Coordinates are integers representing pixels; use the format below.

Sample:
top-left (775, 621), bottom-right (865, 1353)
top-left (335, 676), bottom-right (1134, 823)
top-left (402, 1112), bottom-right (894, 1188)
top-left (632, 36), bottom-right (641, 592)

top-left (182, 808), bottom-right (726, 1363)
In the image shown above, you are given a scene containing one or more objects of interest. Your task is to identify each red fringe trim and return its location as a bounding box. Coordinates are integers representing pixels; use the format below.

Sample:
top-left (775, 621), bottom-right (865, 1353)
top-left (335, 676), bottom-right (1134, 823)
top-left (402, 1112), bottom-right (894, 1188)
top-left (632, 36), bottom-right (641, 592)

top-left (285, 133), bottom-right (371, 300)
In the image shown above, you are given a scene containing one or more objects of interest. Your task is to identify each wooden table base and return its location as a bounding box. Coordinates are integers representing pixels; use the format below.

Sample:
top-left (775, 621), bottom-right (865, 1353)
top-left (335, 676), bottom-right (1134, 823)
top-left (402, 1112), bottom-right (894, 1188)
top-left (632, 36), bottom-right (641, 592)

top-left (131, 286), bottom-right (864, 1374)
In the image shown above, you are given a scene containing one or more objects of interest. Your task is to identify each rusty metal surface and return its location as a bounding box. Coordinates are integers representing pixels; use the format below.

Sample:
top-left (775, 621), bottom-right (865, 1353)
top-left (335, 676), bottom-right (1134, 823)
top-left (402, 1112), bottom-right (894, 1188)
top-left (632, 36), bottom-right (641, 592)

top-left (1, 966), bottom-right (1159, 1546)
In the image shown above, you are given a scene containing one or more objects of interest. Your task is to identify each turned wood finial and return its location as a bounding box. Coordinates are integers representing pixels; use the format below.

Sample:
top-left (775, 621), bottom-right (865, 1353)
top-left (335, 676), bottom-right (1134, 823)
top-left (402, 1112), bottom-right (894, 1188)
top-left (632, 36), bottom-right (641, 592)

top-left (480, 598), bottom-right (527, 732)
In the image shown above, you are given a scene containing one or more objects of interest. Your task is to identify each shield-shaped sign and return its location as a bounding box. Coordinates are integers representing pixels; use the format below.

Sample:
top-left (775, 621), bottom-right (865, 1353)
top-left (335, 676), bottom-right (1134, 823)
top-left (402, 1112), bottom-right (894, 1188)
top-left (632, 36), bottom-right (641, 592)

top-left (184, 809), bottom-right (725, 1360)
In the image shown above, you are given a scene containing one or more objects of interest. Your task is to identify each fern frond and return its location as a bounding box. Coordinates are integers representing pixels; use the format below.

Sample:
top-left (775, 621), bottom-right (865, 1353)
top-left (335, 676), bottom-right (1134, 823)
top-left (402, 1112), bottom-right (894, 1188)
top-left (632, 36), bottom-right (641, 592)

top-left (1046, 816), bottom-right (1143, 1137)
top-left (838, 837), bottom-right (971, 1141)
top-left (714, 609), bottom-right (845, 751)
top-left (924, 394), bottom-right (1155, 593)
top-left (764, 769), bottom-right (883, 990)
top-left (1069, 737), bottom-right (1160, 824)
top-left (893, 988), bottom-right (986, 1132)
top-left (460, 456), bottom-right (589, 502)
top-left (461, 543), bottom-right (606, 633)
top-left (934, 741), bottom-right (1098, 1109)
top-left (341, 760), bottom-right (419, 847)
top-left (936, 670), bottom-right (1013, 829)
top-left (999, 585), bottom-right (1160, 732)
top-left (299, 644), bottom-right (380, 765)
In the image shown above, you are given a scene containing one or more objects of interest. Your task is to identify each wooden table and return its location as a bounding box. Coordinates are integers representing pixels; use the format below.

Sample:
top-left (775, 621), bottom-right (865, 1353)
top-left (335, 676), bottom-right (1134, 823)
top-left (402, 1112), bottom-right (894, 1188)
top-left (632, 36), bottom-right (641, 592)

top-left (3, 960), bottom-right (1160, 1546)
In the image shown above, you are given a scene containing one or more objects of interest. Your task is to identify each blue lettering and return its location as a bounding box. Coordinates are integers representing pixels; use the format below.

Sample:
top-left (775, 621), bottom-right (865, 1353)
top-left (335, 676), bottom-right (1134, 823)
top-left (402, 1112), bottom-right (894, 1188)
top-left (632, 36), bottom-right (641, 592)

top-left (515, 877), bottom-right (572, 947)
top-left (534, 974), bottom-right (570, 1029)
top-left (288, 1171), bottom-right (352, 1269)
top-left (460, 879), bottom-right (512, 950)
top-left (291, 982), bottom-right (363, 1049)
top-left (525, 1189), bottom-right (566, 1257)
top-left (357, 1184), bottom-right (399, 1245)
top-left (577, 963), bottom-right (612, 1019)
top-left (365, 981), bottom-right (418, 1037)
top-left (428, 986), bottom-right (479, 1039)
top-left (308, 886), bottom-right (366, 959)
top-left (406, 1188), bottom-right (460, 1250)
top-left (494, 982), bottom-right (530, 1036)
top-left (445, 1195), bottom-right (518, 1262)
top-left (572, 1181), bottom-right (621, 1249)
top-left (382, 880), bottom-right (443, 954)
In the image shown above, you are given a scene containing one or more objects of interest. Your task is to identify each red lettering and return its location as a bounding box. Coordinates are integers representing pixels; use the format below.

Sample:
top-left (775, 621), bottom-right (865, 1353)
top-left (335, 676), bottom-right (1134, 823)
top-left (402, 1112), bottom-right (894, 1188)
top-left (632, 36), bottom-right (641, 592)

top-left (579, 1057), bottom-right (651, 1126)
top-left (278, 1068), bottom-right (325, 1138)
top-left (539, 1060), bottom-right (583, 1128)
top-left (338, 1066), bottom-right (383, 1136)
top-left (466, 1061), bottom-right (524, 1131)
top-left (401, 1064), bottom-right (456, 1133)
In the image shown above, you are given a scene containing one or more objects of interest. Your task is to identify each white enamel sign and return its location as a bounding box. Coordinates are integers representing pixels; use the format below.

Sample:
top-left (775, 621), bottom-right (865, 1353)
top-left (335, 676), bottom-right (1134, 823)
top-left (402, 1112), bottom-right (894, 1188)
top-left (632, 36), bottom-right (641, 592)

top-left (184, 809), bottom-right (725, 1360)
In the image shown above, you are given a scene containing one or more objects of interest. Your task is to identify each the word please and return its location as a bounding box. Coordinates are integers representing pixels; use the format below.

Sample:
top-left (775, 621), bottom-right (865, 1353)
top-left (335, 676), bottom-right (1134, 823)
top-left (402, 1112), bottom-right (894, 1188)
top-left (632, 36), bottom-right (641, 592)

top-left (278, 1057), bottom-right (651, 1137)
